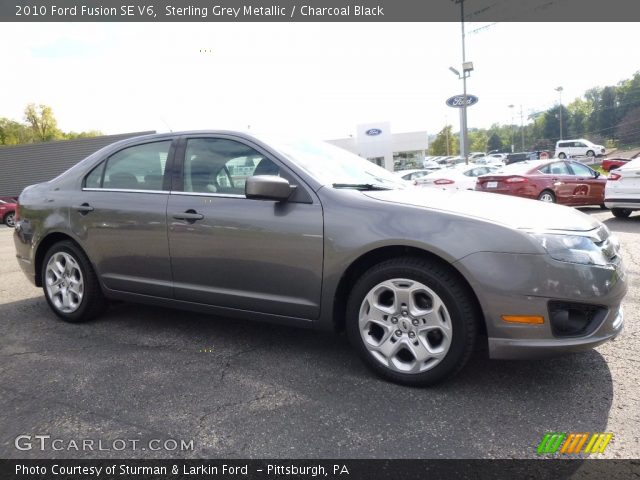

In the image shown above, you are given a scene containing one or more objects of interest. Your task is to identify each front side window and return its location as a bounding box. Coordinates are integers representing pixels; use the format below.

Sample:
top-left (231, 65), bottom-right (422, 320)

top-left (85, 141), bottom-right (171, 191)
top-left (569, 162), bottom-right (594, 177)
top-left (183, 138), bottom-right (279, 195)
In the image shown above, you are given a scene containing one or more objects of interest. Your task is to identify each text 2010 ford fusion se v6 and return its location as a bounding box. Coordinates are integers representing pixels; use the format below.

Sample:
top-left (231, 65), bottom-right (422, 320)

top-left (14, 132), bottom-right (627, 386)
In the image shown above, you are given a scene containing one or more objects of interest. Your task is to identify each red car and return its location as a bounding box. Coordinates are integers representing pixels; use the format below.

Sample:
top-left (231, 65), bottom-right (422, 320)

top-left (602, 152), bottom-right (639, 172)
top-left (0, 199), bottom-right (17, 227)
top-left (475, 159), bottom-right (606, 206)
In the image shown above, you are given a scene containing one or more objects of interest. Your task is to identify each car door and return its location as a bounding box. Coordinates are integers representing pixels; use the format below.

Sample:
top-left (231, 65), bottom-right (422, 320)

top-left (538, 161), bottom-right (575, 203)
top-left (567, 161), bottom-right (605, 205)
top-left (69, 139), bottom-right (175, 297)
top-left (167, 135), bottom-right (323, 319)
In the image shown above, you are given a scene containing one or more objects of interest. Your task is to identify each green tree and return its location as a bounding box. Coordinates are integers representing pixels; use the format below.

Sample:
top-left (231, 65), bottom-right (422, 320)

top-left (542, 105), bottom-right (569, 143)
top-left (567, 98), bottom-right (593, 138)
top-left (486, 132), bottom-right (503, 152)
top-left (468, 129), bottom-right (488, 152)
top-left (0, 118), bottom-right (33, 145)
top-left (616, 105), bottom-right (640, 146)
top-left (429, 125), bottom-right (458, 156)
top-left (24, 103), bottom-right (61, 141)
top-left (598, 86), bottom-right (617, 140)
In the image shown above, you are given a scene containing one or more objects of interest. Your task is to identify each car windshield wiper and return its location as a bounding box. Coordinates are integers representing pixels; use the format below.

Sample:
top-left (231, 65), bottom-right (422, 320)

top-left (332, 183), bottom-right (393, 191)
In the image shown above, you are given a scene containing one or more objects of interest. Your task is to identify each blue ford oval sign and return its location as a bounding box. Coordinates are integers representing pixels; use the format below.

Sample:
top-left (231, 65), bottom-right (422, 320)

top-left (446, 94), bottom-right (479, 108)
top-left (365, 128), bottom-right (382, 136)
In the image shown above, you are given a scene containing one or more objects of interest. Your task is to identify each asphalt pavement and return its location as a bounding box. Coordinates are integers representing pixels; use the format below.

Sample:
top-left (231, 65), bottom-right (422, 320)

top-left (0, 208), bottom-right (638, 459)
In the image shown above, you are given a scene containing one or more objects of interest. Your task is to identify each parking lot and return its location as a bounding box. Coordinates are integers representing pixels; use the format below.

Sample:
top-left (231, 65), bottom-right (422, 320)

top-left (0, 208), bottom-right (638, 459)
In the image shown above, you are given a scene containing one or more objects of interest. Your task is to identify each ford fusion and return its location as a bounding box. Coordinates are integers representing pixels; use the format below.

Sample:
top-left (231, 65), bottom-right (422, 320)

top-left (14, 132), bottom-right (627, 386)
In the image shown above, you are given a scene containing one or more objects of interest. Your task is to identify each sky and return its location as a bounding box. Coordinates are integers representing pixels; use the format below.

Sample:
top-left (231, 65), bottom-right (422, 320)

top-left (1, 22), bottom-right (638, 140)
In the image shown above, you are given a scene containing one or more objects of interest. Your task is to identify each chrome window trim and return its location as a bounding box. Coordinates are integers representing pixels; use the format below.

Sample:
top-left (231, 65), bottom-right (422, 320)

top-left (82, 188), bottom-right (169, 194)
top-left (170, 191), bottom-right (246, 199)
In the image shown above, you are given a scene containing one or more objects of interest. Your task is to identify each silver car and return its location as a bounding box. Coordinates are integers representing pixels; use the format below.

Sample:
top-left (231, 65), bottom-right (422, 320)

top-left (13, 131), bottom-right (627, 386)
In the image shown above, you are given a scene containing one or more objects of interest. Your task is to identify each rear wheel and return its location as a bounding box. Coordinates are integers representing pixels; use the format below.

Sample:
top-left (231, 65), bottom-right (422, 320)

top-left (538, 190), bottom-right (556, 203)
top-left (558, 153), bottom-right (566, 159)
top-left (3, 212), bottom-right (15, 227)
top-left (611, 208), bottom-right (632, 218)
top-left (42, 241), bottom-right (106, 322)
top-left (345, 257), bottom-right (478, 386)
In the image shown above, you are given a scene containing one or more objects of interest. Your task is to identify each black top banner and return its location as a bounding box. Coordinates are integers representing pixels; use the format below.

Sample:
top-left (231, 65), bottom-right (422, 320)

top-left (1, 0), bottom-right (640, 22)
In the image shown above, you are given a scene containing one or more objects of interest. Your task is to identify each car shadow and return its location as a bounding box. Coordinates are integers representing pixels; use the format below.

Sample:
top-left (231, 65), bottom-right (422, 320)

top-left (0, 297), bottom-right (613, 464)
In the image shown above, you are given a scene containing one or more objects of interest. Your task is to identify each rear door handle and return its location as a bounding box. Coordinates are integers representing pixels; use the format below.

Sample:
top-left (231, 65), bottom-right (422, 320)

top-left (72, 203), bottom-right (94, 214)
top-left (173, 210), bottom-right (204, 222)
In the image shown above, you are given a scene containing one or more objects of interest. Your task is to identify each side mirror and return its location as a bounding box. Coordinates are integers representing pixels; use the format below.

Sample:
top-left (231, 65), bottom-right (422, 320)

top-left (245, 175), bottom-right (292, 201)
top-left (594, 171), bottom-right (600, 178)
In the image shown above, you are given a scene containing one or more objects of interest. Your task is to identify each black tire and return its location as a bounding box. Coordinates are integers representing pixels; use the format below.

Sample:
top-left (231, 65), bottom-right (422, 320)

top-left (586, 150), bottom-right (595, 157)
top-left (345, 257), bottom-right (479, 387)
top-left (538, 190), bottom-right (556, 203)
top-left (611, 208), bottom-right (632, 218)
top-left (558, 153), bottom-right (566, 159)
top-left (3, 212), bottom-right (15, 227)
top-left (41, 240), bottom-right (106, 322)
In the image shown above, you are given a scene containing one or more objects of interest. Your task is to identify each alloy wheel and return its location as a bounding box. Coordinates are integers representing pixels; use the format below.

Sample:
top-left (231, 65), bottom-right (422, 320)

top-left (358, 278), bottom-right (452, 374)
top-left (44, 252), bottom-right (84, 313)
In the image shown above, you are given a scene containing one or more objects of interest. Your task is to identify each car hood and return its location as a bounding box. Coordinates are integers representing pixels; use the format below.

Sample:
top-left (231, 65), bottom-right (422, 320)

top-left (364, 188), bottom-right (600, 232)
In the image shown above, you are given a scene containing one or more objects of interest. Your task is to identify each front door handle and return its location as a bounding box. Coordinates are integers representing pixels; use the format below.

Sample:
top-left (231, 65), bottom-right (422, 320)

top-left (173, 210), bottom-right (204, 222)
top-left (72, 203), bottom-right (94, 215)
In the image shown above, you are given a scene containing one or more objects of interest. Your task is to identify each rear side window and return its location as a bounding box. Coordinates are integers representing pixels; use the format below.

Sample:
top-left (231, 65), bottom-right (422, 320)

top-left (557, 142), bottom-right (571, 148)
top-left (539, 162), bottom-right (570, 175)
top-left (85, 141), bottom-right (171, 191)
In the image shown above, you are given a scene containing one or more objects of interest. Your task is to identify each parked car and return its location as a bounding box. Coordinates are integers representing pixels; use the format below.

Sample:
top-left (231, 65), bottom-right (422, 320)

top-left (14, 131), bottom-right (626, 386)
top-left (505, 152), bottom-right (532, 165)
top-left (476, 159), bottom-right (606, 206)
top-left (394, 169), bottom-right (434, 183)
top-left (555, 139), bottom-right (606, 159)
top-left (469, 152), bottom-right (486, 161)
top-left (475, 156), bottom-right (505, 167)
top-left (416, 165), bottom-right (499, 191)
top-left (602, 152), bottom-right (640, 172)
top-left (0, 199), bottom-right (17, 227)
top-left (604, 157), bottom-right (640, 218)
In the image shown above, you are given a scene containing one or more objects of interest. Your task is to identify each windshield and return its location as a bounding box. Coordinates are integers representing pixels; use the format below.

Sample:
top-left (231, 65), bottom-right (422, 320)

top-left (257, 136), bottom-right (407, 190)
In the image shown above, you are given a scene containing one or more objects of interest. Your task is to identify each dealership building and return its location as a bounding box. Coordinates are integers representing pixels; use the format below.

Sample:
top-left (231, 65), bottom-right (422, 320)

top-left (327, 122), bottom-right (430, 171)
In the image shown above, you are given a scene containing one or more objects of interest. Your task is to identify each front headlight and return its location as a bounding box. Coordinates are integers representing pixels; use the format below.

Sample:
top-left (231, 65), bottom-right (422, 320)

top-left (529, 232), bottom-right (614, 267)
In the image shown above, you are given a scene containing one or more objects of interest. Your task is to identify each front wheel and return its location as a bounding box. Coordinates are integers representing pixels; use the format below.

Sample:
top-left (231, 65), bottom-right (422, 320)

top-left (345, 257), bottom-right (478, 386)
top-left (3, 212), bottom-right (15, 227)
top-left (611, 208), bottom-right (632, 218)
top-left (42, 240), bottom-right (106, 322)
top-left (586, 150), bottom-right (595, 157)
top-left (558, 153), bottom-right (566, 159)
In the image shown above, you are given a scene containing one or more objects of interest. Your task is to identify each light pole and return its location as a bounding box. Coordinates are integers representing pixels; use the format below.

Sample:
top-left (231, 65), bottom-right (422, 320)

top-left (449, 62), bottom-right (474, 164)
top-left (449, 0), bottom-right (473, 164)
top-left (508, 104), bottom-right (514, 152)
top-left (555, 86), bottom-right (563, 140)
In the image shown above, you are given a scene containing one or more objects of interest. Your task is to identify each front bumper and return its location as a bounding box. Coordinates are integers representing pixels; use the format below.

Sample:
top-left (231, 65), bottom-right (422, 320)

top-left (454, 251), bottom-right (627, 360)
top-left (488, 307), bottom-right (623, 359)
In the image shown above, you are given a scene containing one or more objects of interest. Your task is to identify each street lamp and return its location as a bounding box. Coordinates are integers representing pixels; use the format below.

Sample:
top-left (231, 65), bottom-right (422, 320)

top-left (449, 0), bottom-right (473, 164)
top-left (449, 61), bottom-right (474, 164)
top-left (508, 104), bottom-right (514, 152)
top-left (555, 86), bottom-right (564, 140)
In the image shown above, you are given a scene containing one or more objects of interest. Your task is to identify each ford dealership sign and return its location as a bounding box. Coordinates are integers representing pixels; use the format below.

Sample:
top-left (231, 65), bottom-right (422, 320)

top-left (365, 128), bottom-right (382, 136)
top-left (446, 94), bottom-right (479, 108)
